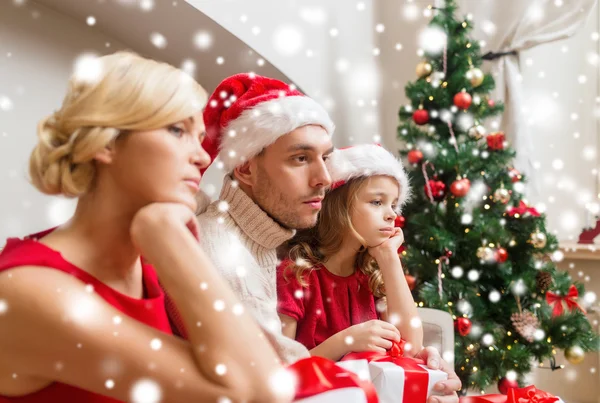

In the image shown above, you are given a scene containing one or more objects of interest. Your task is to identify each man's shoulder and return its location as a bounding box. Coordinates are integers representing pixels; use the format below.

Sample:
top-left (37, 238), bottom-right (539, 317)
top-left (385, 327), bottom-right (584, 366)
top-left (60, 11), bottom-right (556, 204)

top-left (196, 204), bottom-right (243, 251)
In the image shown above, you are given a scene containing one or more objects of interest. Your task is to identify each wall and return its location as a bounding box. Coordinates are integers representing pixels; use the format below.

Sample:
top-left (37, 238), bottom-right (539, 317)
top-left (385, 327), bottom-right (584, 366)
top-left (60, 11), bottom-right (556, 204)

top-left (0, 1), bottom-right (128, 241)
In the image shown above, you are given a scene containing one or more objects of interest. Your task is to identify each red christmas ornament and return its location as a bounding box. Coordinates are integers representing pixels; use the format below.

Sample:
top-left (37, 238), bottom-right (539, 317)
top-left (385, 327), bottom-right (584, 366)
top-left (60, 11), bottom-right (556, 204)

top-left (495, 247), bottom-right (508, 263)
top-left (397, 245), bottom-right (406, 255)
top-left (450, 178), bottom-right (471, 197)
top-left (407, 150), bottom-right (424, 164)
top-left (497, 377), bottom-right (519, 395)
top-left (453, 91), bottom-right (472, 109)
top-left (487, 132), bottom-right (506, 151)
top-left (405, 273), bottom-right (416, 291)
top-left (424, 180), bottom-right (446, 201)
top-left (413, 109), bottom-right (429, 125)
top-left (445, 249), bottom-right (453, 258)
top-left (454, 317), bottom-right (472, 336)
top-left (487, 98), bottom-right (496, 107)
top-left (394, 216), bottom-right (406, 228)
top-left (508, 168), bottom-right (521, 183)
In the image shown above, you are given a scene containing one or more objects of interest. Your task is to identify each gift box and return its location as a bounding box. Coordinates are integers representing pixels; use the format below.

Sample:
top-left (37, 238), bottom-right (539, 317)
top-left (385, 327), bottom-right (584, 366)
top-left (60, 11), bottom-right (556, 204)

top-left (341, 340), bottom-right (448, 403)
top-left (459, 385), bottom-right (564, 403)
top-left (288, 356), bottom-right (378, 403)
top-left (336, 359), bottom-right (371, 381)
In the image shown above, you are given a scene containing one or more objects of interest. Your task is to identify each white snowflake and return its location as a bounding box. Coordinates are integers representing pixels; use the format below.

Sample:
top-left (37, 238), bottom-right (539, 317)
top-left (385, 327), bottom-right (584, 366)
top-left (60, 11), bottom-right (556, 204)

top-left (73, 53), bottom-right (103, 84)
top-left (273, 25), bottom-right (303, 56)
top-left (149, 32), bottom-right (167, 49)
top-left (194, 31), bottom-right (213, 50)
top-left (451, 266), bottom-right (464, 278)
top-left (488, 290), bottom-right (501, 303)
top-left (467, 270), bottom-right (479, 282)
top-left (130, 379), bottom-right (162, 403)
top-left (419, 26), bottom-right (447, 55)
top-left (0, 299), bottom-right (7, 315)
top-left (150, 338), bottom-right (162, 351)
top-left (232, 304), bottom-right (244, 316)
top-left (215, 364), bottom-right (227, 376)
top-left (140, 0), bottom-right (154, 11)
top-left (213, 300), bottom-right (225, 311)
top-left (481, 334), bottom-right (494, 346)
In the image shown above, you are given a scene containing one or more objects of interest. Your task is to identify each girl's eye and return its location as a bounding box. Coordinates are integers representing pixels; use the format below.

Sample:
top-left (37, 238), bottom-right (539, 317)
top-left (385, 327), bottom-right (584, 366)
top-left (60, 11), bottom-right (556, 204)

top-left (168, 125), bottom-right (185, 138)
top-left (370, 200), bottom-right (382, 206)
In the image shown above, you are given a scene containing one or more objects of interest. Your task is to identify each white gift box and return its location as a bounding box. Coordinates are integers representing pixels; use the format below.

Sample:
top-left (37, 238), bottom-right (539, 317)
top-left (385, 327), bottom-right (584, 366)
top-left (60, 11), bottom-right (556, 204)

top-left (337, 358), bottom-right (448, 403)
top-left (336, 359), bottom-right (371, 381)
top-left (369, 361), bottom-right (447, 403)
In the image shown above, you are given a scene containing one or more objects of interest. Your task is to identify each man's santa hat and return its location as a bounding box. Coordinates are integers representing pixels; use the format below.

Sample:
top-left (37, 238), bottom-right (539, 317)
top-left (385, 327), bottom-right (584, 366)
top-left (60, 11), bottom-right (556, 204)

top-left (202, 73), bottom-right (335, 173)
top-left (325, 144), bottom-right (411, 213)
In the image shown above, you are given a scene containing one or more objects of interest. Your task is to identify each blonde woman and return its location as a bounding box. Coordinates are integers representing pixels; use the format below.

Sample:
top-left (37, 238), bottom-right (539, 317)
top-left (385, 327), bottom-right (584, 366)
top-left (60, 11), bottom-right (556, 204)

top-left (0, 52), bottom-right (287, 402)
top-left (277, 144), bottom-right (423, 361)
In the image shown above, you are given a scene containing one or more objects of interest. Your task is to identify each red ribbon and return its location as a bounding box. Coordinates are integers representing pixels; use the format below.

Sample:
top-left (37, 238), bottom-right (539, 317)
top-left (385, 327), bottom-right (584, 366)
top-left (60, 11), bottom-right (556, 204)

top-left (545, 284), bottom-right (586, 317)
top-left (342, 340), bottom-right (429, 403)
top-left (459, 385), bottom-right (559, 403)
top-left (507, 201), bottom-right (540, 218)
top-left (288, 356), bottom-right (378, 403)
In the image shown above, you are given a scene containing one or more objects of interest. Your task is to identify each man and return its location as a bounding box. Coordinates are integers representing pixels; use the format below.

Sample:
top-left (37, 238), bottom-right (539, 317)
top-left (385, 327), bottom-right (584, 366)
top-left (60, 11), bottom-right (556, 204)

top-left (195, 73), bottom-right (461, 402)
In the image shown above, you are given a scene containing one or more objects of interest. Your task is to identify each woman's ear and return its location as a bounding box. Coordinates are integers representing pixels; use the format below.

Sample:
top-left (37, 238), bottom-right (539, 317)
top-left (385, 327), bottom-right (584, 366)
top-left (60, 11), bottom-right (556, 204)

top-left (93, 147), bottom-right (115, 165)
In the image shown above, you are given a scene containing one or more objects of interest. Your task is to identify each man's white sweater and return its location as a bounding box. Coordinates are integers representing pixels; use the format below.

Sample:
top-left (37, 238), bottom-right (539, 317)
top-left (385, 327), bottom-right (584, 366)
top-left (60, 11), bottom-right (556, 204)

top-left (196, 175), bottom-right (310, 364)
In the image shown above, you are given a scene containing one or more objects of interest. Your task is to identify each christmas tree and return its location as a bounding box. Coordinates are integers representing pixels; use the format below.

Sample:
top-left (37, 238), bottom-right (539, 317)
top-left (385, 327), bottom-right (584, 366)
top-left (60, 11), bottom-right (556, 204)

top-left (397, 0), bottom-right (600, 395)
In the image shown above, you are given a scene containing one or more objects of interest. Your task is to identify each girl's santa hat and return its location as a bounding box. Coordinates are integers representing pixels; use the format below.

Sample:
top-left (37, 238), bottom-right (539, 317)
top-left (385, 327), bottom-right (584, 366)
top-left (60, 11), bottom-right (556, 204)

top-left (326, 144), bottom-right (411, 212)
top-left (202, 73), bottom-right (335, 173)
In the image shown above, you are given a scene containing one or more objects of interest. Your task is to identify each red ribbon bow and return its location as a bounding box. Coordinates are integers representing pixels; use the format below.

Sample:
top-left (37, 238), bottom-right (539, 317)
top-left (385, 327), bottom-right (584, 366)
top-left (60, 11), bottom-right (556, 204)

top-left (507, 201), bottom-right (541, 218)
top-left (508, 385), bottom-right (559, 403)
top-left (545, 284), bottom-right (586, 317)
top-left (342, 340), bottom-right (430, 403)
top-left (287, 356), bottom-right (378, 403)
top-left (459, 385), bottom-right (559, 403)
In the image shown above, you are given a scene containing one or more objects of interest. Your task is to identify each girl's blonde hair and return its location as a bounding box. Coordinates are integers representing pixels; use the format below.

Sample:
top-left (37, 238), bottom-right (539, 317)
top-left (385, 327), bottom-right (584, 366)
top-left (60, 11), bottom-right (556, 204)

top-left (284, 176), bottom-right (386, 298)
top-left (30, 51), bottom-right (207, 197)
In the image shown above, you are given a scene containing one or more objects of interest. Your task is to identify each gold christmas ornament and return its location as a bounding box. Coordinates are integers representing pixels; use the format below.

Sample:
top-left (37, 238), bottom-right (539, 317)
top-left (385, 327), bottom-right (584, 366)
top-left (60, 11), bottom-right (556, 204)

top-left (466, 67), bottom-right (484, 87)
top-left (530, 231), bottom-right (547, 249)
top-left (468, 124), bottom-right (486, 139)
top-left (493, 188), bottom-right (510, 204)
top-left (564, 345), bottom-right (585, 365)
top-left (416, 61), bottom-right (433, 78)
top-left (477, 246), bottom-right (495, 262)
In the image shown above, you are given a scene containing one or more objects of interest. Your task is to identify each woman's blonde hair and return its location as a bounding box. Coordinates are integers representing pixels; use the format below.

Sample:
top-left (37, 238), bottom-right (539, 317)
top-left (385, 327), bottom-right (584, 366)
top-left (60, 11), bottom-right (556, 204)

top-left (30, 51), bottom-right (207, 197)
top-left (284, 176), bottom-right (386, 298)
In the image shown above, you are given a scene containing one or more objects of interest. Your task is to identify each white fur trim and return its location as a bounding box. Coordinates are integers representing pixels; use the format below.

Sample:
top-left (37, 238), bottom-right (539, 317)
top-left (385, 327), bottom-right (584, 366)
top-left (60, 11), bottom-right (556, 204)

top-left (326, 144), bottom-right (411, 212)
top-left (217, 95), bottom-right (334, 172)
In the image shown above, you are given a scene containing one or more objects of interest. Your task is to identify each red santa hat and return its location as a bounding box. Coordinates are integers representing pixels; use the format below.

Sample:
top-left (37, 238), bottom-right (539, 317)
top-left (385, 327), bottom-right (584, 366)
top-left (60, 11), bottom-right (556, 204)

top-left (326, 144), bottom-right (411, 212)
top-left (202, 73), bottom-right (335, 173)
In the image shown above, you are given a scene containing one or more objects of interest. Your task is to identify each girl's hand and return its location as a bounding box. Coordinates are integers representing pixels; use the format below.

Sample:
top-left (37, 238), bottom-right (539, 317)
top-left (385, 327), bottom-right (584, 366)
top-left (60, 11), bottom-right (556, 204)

top-left (368, 228), bottom-right (404, 263)
top-left (343, 319), bottom-right (401, 354)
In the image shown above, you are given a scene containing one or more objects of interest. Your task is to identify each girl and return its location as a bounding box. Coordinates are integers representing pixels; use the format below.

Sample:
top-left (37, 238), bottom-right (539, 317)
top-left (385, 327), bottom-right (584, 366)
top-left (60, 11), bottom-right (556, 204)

top-left (0, 52), bottom-right (287, 402)
top-left (277, 144), bottom-right (423, 361)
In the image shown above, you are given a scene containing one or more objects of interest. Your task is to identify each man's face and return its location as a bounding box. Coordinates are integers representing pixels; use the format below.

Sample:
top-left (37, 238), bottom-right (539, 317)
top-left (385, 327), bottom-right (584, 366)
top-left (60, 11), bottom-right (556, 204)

top-left (250, 125), bottom-right (333, 229)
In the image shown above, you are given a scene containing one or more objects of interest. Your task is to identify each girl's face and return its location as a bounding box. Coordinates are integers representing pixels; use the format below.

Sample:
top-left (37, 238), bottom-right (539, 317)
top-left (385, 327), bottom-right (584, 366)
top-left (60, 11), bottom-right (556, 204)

top-left (104, 111), bottom-right (211, 212)
top-left (350, 175), bottom-right (399, 248)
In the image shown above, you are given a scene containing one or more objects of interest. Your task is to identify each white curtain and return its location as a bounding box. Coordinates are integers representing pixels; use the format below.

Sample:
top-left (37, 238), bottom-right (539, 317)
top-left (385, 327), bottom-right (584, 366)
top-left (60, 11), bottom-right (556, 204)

top-left (476, 0), bottom-right (597, 195)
